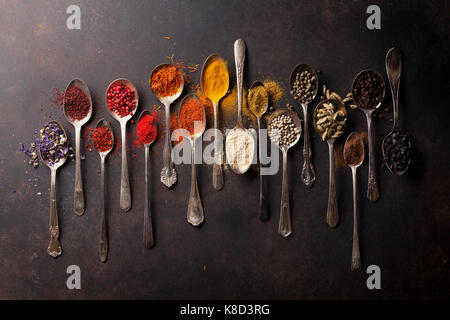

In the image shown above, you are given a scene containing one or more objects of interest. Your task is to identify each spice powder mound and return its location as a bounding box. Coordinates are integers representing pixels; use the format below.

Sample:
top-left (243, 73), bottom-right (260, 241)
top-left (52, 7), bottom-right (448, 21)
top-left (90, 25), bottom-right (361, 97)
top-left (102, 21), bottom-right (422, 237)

top-left (248, 86), bottom-right (268, 118)
top-left (93, 125), bottom-right (113, 152)
top-left (64, 86), bottom-right (90, 121)
top-left (178, 98), bottom-right (205, 136)
top-left (150, 65), bottom-right (183, 98)
top-left (137, 114), bottom-right (157, 144)
top-left (344, 134), bottom-right (364, 166)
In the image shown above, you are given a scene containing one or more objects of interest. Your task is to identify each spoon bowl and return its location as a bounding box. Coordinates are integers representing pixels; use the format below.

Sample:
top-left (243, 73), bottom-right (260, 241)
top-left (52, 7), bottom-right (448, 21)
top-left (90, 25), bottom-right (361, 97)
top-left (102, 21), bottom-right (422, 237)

top-left (267, 108), bottom-right (302, 151)
top-left (106, 78), bottom-right (139, 122)
top-left (39, 121), bottom-right (69, 170)
top-left (249, 80), bottom-right (269, 117)
top-left (150, 63), bottom-right (184, 105)
top-left (93, 119), bottom-right (114, 157)
top-left (312, 99), bottom-right (347, 138)
top-left (63, 78), bottom-right (93, 126)
top-left (178, 93), bottom-right (206, 141)
top-left (289, 64), bottom-right (319, 101)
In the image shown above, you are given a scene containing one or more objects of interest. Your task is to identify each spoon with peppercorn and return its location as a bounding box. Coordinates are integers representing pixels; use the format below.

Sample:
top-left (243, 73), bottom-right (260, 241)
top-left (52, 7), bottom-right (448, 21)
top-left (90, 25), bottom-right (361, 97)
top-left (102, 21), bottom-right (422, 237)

top-left (63, 79), bottom-right (93, 216)
top-left (290, 64), bottom-right (318, 188)
top-left (106, 78), bottom-right (139, 212)
top-left (93, 119), bottom-right (114, 262)
top-left (343, 132), bottom-right (365, 271)
top-left (268, 109), bottom-right (302, 237)
top-left (351, 70), bottom-right (385, 202)
top-left (382, 48), bottom-right (412, 175)
top-left (150, 64), bottom-right (184, 188)
top-left (38, 121), bottom-right (69, 258)
top-left (136, 110), bottom-right (157, 248)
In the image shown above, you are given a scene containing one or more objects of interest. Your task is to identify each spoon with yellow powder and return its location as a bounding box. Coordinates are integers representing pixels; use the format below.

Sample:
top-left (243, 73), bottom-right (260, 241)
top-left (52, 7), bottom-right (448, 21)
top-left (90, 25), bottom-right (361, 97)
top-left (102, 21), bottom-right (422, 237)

top-left (201, 54), bottom-right (229, 190)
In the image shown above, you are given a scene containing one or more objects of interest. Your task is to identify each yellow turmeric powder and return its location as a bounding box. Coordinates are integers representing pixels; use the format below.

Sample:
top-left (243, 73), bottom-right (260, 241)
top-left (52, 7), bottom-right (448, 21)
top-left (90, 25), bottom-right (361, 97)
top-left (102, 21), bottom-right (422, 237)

top-left (202, 58), bottom-right (229, 103)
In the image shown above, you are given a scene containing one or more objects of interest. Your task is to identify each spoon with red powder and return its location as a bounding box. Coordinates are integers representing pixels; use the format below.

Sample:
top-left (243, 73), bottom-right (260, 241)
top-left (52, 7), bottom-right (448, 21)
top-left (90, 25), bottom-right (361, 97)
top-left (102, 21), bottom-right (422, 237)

top-left (63, 79), bottom-right (93, 216)
top-left (137, 110), bottom-right (157, 248)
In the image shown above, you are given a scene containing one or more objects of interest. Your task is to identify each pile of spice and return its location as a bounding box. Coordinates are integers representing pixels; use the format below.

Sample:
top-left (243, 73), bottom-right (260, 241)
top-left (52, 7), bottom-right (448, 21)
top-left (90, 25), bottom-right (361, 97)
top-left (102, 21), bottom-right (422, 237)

top-left (137, 114), bottom-right (157, 144)
top-left (263, 79), bottom-right (283, 105)
top-left (248, 86), bottom-right (268, 117)
top-left (226, 128), bottom-right (255, 172)
top-left (344, 134), bottom-right (365, 166)
top-left (39, 122), bottom-right (68, 166)
top-left (106, 83), bottom-right (136, 117)
top-left (269, 114), bottom-right (301, 146)
top-left (291, 70), bottom-right (316, 104)
top-left (178, 98), bottom-right (205, 136)
top-left (150, 65), bottom-right (183, 97)
top-left (383, 130), bottom-right (412, 172)
top-left (315, 101), bottom-right (347, 141)
top-left (93, 124), bottom-right (113, 152)
top-left (64, 86), bottom-right (90, 121)
top-left (202, 58), bottom-right (229, 103)
top-left (353, 70), bottom-right (384, 109)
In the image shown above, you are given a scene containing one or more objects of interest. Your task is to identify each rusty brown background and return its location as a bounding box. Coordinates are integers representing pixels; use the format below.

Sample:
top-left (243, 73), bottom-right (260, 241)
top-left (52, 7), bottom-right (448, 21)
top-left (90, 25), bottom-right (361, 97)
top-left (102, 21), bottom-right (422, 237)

top-left (0, 0), bottom-right (449, 299)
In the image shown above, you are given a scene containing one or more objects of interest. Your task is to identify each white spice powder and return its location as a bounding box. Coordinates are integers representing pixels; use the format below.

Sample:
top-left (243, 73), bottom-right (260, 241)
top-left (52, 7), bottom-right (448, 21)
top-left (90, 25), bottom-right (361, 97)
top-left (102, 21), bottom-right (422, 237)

top-left (225, 128), bottom-right (254, 173)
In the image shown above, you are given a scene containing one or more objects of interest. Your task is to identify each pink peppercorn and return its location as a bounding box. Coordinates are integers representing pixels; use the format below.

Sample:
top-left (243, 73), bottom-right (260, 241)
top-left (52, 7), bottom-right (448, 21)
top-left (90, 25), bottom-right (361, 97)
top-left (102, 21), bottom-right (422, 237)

top-left (107, 84), bottom-right (136, 117)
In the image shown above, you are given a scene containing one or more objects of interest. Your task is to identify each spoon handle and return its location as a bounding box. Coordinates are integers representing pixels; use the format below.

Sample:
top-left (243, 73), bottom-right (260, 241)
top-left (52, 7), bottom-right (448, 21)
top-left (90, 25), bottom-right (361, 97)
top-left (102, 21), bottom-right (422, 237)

top-left (365, 113), bottom-right (379, 202)
top-left (234, 39), bottom-right (246, 127)
top-left (351, 167), bottom-right (361, 271)
top-left (161, 103), bottom-right (177, 187)
top-left (386, 48), bottom-right (402, 130)
top-left (99, 156), bottom-right (108, 262)
top-left (143, 146), bottom-right (154, 248)
top-left (301, 104), bottom-right (316, 187)
top-left (257, 118), bottom-right (269, 221)
top-left (212, 101), bottom-right (224, 190)
top-left (48, 168), bottom-right (62, 258)
top-left (120, 121), bottom-right (131, 211)
top-left (279, 149), bottom-right (292, 237)
top-left (73, 126), bottom-right (85, 215)
top-left (326, 141), bottom-right (339, 228)
top-left (187, 140), bottom-right (204, 226)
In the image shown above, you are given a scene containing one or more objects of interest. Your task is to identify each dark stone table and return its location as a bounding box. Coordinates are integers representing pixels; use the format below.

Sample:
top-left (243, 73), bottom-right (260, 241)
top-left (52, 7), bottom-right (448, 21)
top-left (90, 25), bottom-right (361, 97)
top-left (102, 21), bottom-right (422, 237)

top-left (0, 0), bottom-right (448, 299)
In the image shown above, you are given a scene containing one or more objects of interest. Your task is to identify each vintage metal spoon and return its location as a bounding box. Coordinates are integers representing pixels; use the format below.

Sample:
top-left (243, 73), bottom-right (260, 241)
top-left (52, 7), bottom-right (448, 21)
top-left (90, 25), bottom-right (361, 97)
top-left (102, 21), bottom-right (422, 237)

top-left (290, 64), bottom-right (318, 187)
top-left (93, 119), bottom-right (114, 262)
top-left (63, 79), bottom-right (92, 216)
top-left (352, 70), bottom-right (385, 202)
top-left (268, 109), bottom-right (302, 237)
top-left (38, 121), bottom-right (68, 258)
top-left (150, 64), bottom-right (184, 188)
top-left (178, 94), bottom-right (206, 226)
top-left (137, 110), bottom-right (156, 248)
top-left (105, 78), bottom-right (139, 212)
top-left (383, 48), bottom-right (411, 175)
top-left (343, 132), bottom-right (365, 271)
top-left (249, 81), bottom-right (269, 221)
top-left (201, 54), bottom-right (229, 190)
top-left (226, 38), bottom-right (254, 175)
top-left (313, 99), bottom-right (347, 228)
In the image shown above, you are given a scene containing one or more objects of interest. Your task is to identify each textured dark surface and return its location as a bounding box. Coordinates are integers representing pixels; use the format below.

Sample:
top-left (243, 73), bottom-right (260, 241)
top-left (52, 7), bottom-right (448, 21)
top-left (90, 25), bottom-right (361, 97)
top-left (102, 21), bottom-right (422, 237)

top-left (0, 0), bottom-right (449, 299)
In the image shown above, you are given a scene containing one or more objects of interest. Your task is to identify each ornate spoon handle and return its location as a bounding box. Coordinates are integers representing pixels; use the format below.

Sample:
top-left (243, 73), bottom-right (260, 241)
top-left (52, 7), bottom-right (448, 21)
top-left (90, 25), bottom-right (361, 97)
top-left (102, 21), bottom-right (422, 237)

top-left (48, 168), bottom-right (62, 258)
top-left (187, 140), bottom-right (204, 226)
top-left (351, 167), bottom-right (361, 271)
top-left (326, 140), bottom-right (339, 228)
top-left (143, 146), bottom-right (154, 248)
top-left (99, 156), bottom-right (108, 262)
top-left (279, 149), bottom-right (292, 237)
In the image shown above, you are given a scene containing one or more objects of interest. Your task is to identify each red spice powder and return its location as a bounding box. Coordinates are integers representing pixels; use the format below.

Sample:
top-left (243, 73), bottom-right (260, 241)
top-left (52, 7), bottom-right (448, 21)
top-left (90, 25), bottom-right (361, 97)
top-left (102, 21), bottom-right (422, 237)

top-left (93, 125), bottom-right (113, 152)
top-left (65, 86), bottom-right (91, 120)
top-left (178, 98), bottom-right (205, 136)
top-left (137, 114), bottom-right (157, 144)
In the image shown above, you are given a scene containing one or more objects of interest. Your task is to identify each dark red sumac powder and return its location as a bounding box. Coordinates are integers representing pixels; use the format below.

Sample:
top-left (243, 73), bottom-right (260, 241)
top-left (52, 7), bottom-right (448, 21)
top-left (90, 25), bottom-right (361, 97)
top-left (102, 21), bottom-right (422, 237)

top-left (65, 87), bottom-right (90, 120)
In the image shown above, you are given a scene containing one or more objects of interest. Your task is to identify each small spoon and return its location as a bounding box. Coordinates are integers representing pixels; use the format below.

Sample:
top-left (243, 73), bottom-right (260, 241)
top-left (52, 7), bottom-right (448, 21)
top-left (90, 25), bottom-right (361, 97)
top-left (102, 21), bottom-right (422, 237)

top-left (136, 110), bottom-right (157, 248)
top-left (383, 48), bottom-right (411, 175)
top-left (150, 64), bottom-right (184, 188)
top-left (268, 109), bottom-right (302, 237)
top-left (351, 70), bottom-right (385, 202)
top-left (105, 78), bottom-right (139, 212)
top-left (343, 132), bottom-right (365, 271)
top-left (249, 81), bottom-right (269, 221)
top-left (313, 99), bottom-right (347, 228)
top-left (178, 94), bottom-right (206, 226)
top-left (226, 38), bottom-right (254, 175)
top-left (201, 54), bottom-right (229, 190)
top-left (290, 64), bottom-right (318, 187)
top-left (93, 119), bottom-right (114, 262)
top-left (38, 121), bottom-right (68, 258)
top-left (63, 79), bottom-right (93, 216)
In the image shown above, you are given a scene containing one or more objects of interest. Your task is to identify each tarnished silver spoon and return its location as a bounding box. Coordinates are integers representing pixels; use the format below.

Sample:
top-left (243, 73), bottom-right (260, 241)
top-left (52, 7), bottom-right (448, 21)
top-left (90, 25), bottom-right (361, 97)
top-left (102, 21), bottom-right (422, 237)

top-left (93, 119), bottom-right (114, 262)
top-left (38, 121), bottom-right (68, 258)
top-left (105, 78), bottom-right (139, 212)
top-left (63, 78), bottom-right (92, 216)
top-left (150, 63), bottom-right (184, 188)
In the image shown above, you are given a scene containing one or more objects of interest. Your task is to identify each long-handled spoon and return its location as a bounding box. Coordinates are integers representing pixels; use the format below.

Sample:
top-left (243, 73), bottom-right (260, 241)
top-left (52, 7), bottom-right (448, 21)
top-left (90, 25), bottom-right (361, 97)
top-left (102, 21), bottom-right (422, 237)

top-left (343, 132), bottom-right (365, 271)
top-left (352, 70), bottom-right (385, 201)
top-left (136, 111), bottom-right (157, 248)
top-left (39, 121), bottom-right (68, 258)
top-left (201, 55), bottom-right (229, 190)
top-left (105, 78), bottom-right (139, 212)
top-left (313, 100), bottom-right (347, 228)
top-left (63, 79), bottom-right (92, 215)
top-left (268, 109), bottom-right (302, 237)
top-left (383, 48), bottom-right (412, 175)
top-left (226, 38), bottom-right (254, 175)
top-left (249, 81), bottom-right (269, 221)
top-left (93, 119), bottom-right (114, 262)
top-left (178, 94), bottom-right (206, 226)
top-left (290, 64), bottom-right (318, 187)
top-left (150, 64), bottom-right (184, 188)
